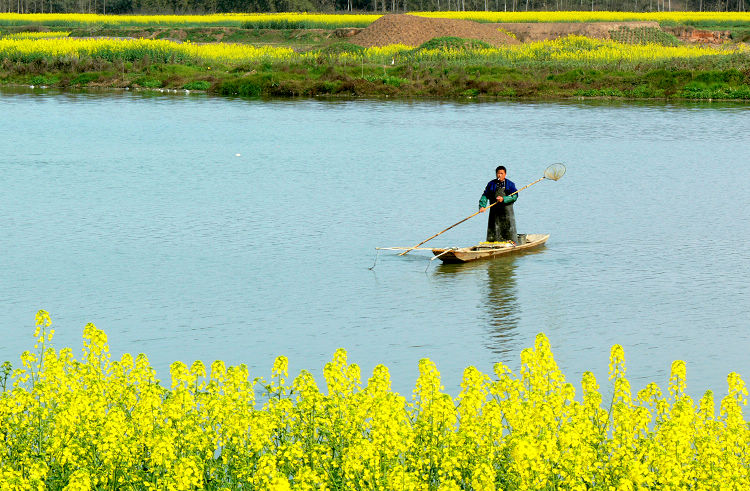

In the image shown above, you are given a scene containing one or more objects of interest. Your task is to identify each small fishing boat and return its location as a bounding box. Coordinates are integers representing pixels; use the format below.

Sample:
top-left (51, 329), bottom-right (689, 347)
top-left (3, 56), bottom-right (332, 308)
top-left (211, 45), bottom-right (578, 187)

top-left (431, 234), bottom-right (550, 263)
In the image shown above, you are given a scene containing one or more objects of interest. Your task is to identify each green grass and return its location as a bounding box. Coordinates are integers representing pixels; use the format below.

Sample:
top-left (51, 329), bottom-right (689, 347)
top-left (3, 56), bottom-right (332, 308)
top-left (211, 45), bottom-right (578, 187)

top-left (729, 28), bottom-right (750, 42)
top-left (416, 37), bottom-right (494, 51)
top-left (680, 83), bottom-right (750, 99)
top-left (183, 80), bottom-right (211, 90)
top-left (29, 74), bottom-right (60, 85)
top-left (364, 74), bottom-right (408, 87)
top-left (546, 68), bottom-right (602, 84)
top-left (319, 42), bottom-right (365, 55)
top-left (1, 31), bottom-right (749, 100)
top-left (609, 26), bottom-right (681, 46)
top-left (69, 72), bottom-right (100, 86)
top-left (132, 76), bottom-right (162, 88)
top-left (661, 20), bottom-right (750, 29)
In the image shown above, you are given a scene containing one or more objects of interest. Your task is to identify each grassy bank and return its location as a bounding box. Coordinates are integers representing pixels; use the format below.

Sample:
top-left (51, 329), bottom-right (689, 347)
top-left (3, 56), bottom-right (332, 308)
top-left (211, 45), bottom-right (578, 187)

top-left (2, 11), bottom-right (749, 101)
top-left (5, 57), bottom-right (750, 100)
top-left (2, 311), bottom-right (750, 489)
top-left (1, 35), bottom-right (749, 100)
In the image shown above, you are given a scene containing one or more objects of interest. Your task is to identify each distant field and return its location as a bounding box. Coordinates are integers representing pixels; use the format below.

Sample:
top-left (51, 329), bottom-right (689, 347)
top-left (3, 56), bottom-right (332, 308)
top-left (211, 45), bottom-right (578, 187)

top-left (418, 11), bottom-right (750, 25)
top-left (0, 34), bottom-right (734, 66)
top-left (1, 12), bottom-right (748, 100)
top-left (0, 13), bottom-right (379, 29)
top-left (1, 11), bottom-right (749, 29)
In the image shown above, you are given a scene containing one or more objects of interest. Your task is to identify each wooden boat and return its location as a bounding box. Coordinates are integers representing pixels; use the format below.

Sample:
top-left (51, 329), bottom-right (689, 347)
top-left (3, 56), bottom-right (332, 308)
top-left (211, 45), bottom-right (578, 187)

top-left (431, 234), bottom-right (550, 263)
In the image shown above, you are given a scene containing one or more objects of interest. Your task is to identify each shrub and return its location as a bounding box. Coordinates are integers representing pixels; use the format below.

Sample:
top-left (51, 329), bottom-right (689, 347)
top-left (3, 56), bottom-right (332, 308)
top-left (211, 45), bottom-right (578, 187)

top-left (182, 80), bottom-right (210, 90)
top-left (133, 76), bottom-right (162, 88)
top-left (417, 36), bottom-right (493, 51)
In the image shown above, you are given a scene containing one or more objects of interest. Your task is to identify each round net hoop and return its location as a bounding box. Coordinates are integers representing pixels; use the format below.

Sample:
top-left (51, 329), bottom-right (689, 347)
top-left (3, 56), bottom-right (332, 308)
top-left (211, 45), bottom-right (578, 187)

top-left (544, 163), bottom-right (566, 181)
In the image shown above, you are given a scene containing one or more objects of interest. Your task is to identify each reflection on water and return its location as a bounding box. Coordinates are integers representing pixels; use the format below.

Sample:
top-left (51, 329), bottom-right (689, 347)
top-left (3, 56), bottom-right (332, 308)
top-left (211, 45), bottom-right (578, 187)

top-left (482, 258), bottom-right (520, 355)
top-left (2, 90), bottom-right (750, 397)
top-left (434, 256), bottom-right (520, 356)
top-left (433, 246), bottom-right (553, 359)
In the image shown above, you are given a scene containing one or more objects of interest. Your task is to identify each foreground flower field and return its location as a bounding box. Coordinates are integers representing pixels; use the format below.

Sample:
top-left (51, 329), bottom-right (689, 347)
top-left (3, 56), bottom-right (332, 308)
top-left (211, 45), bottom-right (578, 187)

top-left (1, 311), bottom-right (749, 490)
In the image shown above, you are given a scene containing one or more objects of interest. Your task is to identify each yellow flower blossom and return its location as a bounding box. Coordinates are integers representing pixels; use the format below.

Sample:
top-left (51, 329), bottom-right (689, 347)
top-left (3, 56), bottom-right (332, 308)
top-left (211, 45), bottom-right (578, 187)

top-left (0, 34), bottom-right (735, 69)
top-left (3, 313), bottom-right (750, 489)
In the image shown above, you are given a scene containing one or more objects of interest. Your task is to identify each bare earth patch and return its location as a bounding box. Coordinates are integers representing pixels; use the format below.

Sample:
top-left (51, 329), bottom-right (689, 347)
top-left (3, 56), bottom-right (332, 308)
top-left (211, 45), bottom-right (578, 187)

top-left (350, 14), bottom-right (519, 48)
top-left (347, 17), bottom-right (731, 47)
top-left (663, 25), bottom-right (732, 44)
top-left (493, 21), bottom-right (661, 41)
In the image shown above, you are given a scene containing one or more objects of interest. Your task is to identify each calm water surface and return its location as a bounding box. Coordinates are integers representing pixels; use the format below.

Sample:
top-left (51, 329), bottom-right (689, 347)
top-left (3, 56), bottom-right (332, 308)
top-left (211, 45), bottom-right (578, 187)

top-left (1, 88), bottom-right (748, 399)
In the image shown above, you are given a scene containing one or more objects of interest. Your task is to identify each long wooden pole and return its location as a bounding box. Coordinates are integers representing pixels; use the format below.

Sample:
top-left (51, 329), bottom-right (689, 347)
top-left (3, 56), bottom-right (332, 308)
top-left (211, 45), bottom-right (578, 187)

top-left (398, 176), bottom-right (546, 256)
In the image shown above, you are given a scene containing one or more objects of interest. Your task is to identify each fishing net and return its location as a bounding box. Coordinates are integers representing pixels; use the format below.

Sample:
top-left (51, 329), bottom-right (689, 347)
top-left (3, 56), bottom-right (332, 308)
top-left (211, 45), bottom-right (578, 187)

top-left (544, 163), bottom-right (566, 181)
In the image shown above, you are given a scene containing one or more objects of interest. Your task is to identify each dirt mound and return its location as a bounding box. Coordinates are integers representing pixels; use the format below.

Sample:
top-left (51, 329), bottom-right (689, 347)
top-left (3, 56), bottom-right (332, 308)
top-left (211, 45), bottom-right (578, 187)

top-left (664, 25), bottom-right (732, 44)
top-left (493, 21), bottom-right (660, 42)
top-left (350, 14), bottom-right (519, 48)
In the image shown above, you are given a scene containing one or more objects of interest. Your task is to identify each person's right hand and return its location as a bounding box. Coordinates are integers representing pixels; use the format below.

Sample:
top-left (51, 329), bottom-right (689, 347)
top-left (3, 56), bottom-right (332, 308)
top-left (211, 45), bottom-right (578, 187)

top-left (479, 207), bottom-right (487, 213)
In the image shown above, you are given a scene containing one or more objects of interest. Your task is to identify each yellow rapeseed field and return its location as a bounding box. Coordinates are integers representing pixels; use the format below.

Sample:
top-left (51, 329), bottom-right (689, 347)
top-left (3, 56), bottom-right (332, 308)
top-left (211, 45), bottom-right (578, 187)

top-left (1, 310), bottom-right (748, 489)
top-left (0, 35), bottom-right (733, 66)
top-left (0, 37), bottom-right (301, 64)
top-left (1, 11), bottom-right (750, 28)
top-left (391, 35), bottom-right (726, 63)
top-left (0, 31), bottom-right (70, 39)
top-left (0, 12), bottom-right (380, 28)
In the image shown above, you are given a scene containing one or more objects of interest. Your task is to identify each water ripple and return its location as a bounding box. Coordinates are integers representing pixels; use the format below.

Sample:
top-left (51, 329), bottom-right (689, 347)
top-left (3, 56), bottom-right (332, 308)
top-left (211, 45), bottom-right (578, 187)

top-left (1, 89), bottom-right (748, 397)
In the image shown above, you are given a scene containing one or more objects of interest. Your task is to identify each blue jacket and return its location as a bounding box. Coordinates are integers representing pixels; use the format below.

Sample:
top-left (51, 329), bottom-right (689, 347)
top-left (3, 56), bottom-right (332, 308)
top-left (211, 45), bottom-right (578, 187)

top-left (479, 179), bottom-right (518, 209)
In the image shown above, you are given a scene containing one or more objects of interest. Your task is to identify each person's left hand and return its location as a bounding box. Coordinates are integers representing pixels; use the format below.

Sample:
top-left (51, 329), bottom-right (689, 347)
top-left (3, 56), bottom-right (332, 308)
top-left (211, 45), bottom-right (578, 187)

top-left (496, 196), bottom-right (504, 202)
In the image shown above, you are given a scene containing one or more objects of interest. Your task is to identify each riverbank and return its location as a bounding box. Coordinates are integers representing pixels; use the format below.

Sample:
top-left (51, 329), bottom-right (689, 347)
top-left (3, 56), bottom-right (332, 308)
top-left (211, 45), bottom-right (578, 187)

top-left (4, 61), bottom-right (750, 100)
top-left (2, 40), bottom-right (749, 100)
top-left (2, 14), bottom-right (749, 100)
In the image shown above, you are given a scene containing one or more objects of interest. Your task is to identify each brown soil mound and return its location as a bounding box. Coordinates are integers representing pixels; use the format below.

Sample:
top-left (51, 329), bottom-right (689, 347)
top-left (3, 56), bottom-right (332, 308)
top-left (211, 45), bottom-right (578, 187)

top-left (351, 14), bottom-right (519, 48)
top-left (664, 25), bottom-right (732, 44)
top-left (493, 21), bottom-right (660, 42)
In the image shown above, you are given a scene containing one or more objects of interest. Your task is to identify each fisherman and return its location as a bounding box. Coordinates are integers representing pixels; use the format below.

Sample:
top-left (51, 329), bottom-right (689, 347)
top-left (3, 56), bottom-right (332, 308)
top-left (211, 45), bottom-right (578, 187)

top-left (479, 165), bottom-right (518, 244)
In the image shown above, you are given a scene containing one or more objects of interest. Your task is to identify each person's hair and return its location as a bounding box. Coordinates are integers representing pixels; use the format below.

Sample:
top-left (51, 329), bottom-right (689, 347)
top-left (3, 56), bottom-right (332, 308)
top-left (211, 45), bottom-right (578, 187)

top-left (496, 165), bottom-right (506, 173)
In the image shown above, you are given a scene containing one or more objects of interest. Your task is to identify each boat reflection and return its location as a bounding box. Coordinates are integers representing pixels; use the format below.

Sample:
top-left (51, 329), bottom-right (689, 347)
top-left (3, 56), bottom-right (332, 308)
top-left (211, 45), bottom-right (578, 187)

top-left (433, 256), bottom-right (520, 356)
top-left (433, 246), bottom-right (549, 356)
top-left (482, 257), bottom-right (520, 356)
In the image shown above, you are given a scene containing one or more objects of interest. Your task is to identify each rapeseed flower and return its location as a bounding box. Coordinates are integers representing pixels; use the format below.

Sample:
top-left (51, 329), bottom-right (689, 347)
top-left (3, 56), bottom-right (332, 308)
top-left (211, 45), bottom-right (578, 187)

top-left (2, 310), bottom-right (750, 488)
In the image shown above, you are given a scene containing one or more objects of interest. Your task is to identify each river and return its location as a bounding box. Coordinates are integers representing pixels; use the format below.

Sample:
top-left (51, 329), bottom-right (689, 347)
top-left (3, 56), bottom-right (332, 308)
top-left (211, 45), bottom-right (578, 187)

top-left (1, 87), bottom-right (748, 399)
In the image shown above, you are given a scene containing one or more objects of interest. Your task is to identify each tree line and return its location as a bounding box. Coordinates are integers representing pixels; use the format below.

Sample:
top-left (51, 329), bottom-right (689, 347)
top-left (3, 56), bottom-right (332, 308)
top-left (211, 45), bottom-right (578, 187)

top-left (0, 0), bottom-right (744, 19)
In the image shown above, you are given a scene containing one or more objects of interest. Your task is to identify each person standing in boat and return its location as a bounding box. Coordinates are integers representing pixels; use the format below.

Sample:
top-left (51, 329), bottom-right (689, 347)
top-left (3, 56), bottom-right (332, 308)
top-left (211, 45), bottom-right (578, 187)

top-left (479, 165), bottom-right (518, 244)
